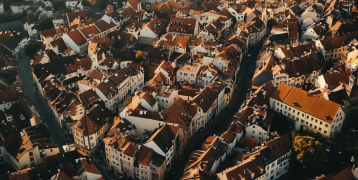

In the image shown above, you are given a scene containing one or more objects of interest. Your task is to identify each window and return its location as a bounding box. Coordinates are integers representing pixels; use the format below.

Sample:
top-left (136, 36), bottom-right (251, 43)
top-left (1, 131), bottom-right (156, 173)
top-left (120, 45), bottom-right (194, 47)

top-left (252, 131), bottom-right (255, 134)
top-left (191, 74), bottom-right (194, 77)
top-left (324, 130), bottom-right (327, 134)
top-left (325, 124), bottom-right (328, 127)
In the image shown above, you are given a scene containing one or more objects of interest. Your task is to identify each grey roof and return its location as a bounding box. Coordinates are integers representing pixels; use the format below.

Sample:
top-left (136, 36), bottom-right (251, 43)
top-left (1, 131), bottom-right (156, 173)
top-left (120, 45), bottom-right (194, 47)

top-left (87, 9), bottom-right (105, 19)
top-left (138, 37), bottom-right (157, 45)
top-left (0, 21), bottom-right (24, 32)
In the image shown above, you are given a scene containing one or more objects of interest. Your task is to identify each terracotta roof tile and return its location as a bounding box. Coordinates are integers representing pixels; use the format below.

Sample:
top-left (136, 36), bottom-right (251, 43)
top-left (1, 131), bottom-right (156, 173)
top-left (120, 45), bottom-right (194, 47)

top-left (66, 29), bottom-right (86, 45)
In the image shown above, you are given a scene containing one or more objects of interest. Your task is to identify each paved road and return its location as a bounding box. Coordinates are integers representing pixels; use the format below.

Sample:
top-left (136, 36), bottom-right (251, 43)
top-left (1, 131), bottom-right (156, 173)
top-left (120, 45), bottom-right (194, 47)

top-left (171, 38), bottom-right (265, 180)
top-left (17, 53), bottom-right (66, 153)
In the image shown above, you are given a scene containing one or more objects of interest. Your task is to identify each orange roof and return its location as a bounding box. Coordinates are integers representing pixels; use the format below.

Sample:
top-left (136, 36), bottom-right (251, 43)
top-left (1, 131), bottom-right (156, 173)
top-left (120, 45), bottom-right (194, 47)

top-left (272, 84), bottom-right (341, 122)
top-left (270, 83), bottom-right (291, 101)
top-left (66, 29), bottom-right (86, 45)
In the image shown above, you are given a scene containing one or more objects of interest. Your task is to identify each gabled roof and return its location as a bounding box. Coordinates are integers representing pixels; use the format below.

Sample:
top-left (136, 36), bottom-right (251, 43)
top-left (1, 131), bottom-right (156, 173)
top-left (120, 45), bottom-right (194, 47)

top-left (66, 29), bottom-right (86, 45)
top-left (192, 87), bottom-right (217, 112)
top-left (271, 84), bottom-right (341, 122)
top-left (169, 17), bottom-right (197, 35)
top-left (146, 124), bottom-right (179, 154)
top-left (94, 20), bottom-right (116, 32)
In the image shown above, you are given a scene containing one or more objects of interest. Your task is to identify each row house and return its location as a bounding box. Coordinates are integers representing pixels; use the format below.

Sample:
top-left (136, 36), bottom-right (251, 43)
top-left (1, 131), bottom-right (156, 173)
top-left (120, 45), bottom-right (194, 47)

top-left (104, 133), bottom-right (140, 179)
top-left (196, 64), bottom-right (218, 86)
top-left (217, 134), bottom-right (291, 180)
top-left (237, 17), bottom-right (266, 47)
top-left (228, 4), bottom-right (249, 22)
top-left (271, 18), bottom-right (299, 45)
top-left (139, 16), bottom-right (167, 39)
top-left (315, 70), bottom-right (357, 117)
top-left (182, 129), bottom-right (240, 179)
top-left (144, 124), bottom-right (180, 171)
top-left (134, 146), bottom-right (166, 180)
top-left (162, 97), bottom-right (198, 153)
top-left (191, 87), bottom-right (218, 131)
top-left (0, 124), bottom-right (60, 171)
top-left (72, 104), bottom-right (111, 156)
top-left (315, 31), bottom-right (358, 69)
top-left (270, 83), bottom-right (345, 137)
top-left (271, 46), bottom-right (325, 88)
top-left (62, 20), bottom-right (117, 54)
top-left (176, 60), bottom-right (202, 84)
top-left (168, 17), bottom-right (199, 37)
top-left (198, 16), bottom-right (231, 41)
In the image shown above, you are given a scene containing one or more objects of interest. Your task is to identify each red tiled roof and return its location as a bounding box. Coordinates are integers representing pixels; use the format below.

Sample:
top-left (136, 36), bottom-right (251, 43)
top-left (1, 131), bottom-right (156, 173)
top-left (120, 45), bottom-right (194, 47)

top-left (66, 29), bottom-right (86, 45)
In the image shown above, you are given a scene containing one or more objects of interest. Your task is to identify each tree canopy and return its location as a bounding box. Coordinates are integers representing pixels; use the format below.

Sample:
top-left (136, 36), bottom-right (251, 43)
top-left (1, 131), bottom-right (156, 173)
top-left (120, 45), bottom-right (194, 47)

top-left (135, 50), bottom-right (147, 63)
top-left (95, 0), bottom-right (109, 9)
top-left (293, 135), bottom-right (325, 169)
top-left (267, 18), bottom-right (278, 29)
top-left (38, 18), bottom-right (54, 31)
top-left (24, 39), bottom-right (42, 58)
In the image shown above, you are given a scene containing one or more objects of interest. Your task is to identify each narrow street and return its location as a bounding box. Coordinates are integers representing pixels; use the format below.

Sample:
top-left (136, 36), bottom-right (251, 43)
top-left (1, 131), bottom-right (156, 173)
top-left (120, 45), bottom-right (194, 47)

top-left (171, 38), bottom-right (265, 179)
top-left (17, 53), bottom-right (66, 152)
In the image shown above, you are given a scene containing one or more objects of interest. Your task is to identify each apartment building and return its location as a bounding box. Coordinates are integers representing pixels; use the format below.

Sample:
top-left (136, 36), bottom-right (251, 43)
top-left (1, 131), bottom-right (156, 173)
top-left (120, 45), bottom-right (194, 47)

top-left (270, 83), bottom-right (345, 137)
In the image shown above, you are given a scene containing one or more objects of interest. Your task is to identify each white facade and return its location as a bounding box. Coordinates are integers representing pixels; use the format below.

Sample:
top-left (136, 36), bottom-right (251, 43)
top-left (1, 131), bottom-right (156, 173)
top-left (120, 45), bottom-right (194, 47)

top-left (270, 98), bottom-right (345, 137)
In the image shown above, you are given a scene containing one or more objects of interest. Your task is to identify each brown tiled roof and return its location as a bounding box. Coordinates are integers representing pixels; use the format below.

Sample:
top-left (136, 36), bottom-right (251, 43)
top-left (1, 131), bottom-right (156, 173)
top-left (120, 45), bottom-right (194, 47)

top-left (220, 156), bottom-right (265, 180)
top-left (67, 10), bottom-right (88, 24)
top-left (40, 28), bottom-right (57, 38)
top-left (136, 146), bottom-right (155, 166)
top-left (162, 97), bottom-right (197, 128)
top-left (104, 4), bottom-right (114, 14)
top-left (192, 87), bottom-right (217, 112)
top-left (50, 38), bottom-right (68, 53)
top-left (74, 116), bottom-right (103, 135)
top-left (238, 137), bottom-right (258, 148)
top-left (332, 163), bottom-right (358, 180)
top-left (264, 134), bottom-right (291, 158)
top-left (270, 83), bottom-right (292, 101)
top-left (146, 124), bottom-right (179, 153)
top-left (79, 89), bottom-right (99, 107)
top-left (322, 71), bottom-right (351, 89)
top-left (101, 57), bottom-right (120, 68)
top-left (80, 159), bottom-right (100, 174)
top-left (56, 171), bottom-right (75, 180)
top-left (96, 80), bottom-right (117, 97)
top-left (89, 70), bottom-right (105, 80)
top-left (127, 0), bottom-right (140, 11)
top-left (94, 20), bottom-right (116, 32)
top-left (66, 29), bottom-right (86, 45)
top-left (78, 25), bottom-right (100, 39)
top-left (0, 90), bottom-right (19, 104)
top-left (146, 16), bottom-right (167, 34)
top-left (109, 68), bottom-right (130, 85)
top-left (168, 17), bottom-right (197, 35)
top-left (272, 84), bottom-right (341, 122)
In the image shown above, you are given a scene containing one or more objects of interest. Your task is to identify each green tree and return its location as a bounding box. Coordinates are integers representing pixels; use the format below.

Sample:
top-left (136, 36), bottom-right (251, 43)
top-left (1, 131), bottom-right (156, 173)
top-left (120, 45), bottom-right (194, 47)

top-left (135, 50), bottom-right (147, 63)
top-left (267, 18), bottom-right (278, 29)
top-left (293, 135), bottom-right (325, 169)
top-left (95, 0), bottom-right (109, 10)
top-left (52, 0), bottom-right (66, 12)
top-left (24, 39), bottom-right (42, 58)
top-left (38, 18), bottom-right (54, 31)
top-left (26, 12), bottom-right (37, 23)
